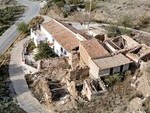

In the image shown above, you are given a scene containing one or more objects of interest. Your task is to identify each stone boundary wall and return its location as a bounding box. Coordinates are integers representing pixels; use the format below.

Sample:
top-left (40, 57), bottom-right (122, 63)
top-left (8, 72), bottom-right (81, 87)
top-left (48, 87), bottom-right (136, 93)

top-left (69, 66), bottom-right (89, 81)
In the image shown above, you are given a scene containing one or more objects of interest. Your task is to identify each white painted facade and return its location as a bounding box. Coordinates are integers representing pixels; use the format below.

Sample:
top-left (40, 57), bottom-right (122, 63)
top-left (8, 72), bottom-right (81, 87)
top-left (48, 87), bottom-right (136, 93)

top-left (31, 26), bottom-right (71, 57)
top-left (31, 29), bottom-right (47, 47)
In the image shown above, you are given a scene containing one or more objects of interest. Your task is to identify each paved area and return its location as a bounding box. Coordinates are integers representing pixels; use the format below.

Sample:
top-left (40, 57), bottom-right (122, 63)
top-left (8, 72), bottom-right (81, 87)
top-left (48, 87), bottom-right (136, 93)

top-left (9, 37), bottom-right (51, 113)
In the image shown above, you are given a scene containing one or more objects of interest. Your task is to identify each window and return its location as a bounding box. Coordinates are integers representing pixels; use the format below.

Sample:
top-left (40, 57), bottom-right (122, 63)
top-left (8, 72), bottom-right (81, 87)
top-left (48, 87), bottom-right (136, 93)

top-left (52, 38), bottom-right (55, 42)
top-left (61, 47), bottom-right (63, 52)
top-left (45, 37), bottom-right (48, 42)
top-left (64, 51), bottom-right (67, 55)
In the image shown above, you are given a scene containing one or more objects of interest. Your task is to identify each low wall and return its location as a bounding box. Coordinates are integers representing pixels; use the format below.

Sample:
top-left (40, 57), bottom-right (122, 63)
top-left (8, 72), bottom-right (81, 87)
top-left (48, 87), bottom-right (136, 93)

top-left (22, 40), bottom-right (37, 69)
top-left (69, 66), bottom-right (89, 81)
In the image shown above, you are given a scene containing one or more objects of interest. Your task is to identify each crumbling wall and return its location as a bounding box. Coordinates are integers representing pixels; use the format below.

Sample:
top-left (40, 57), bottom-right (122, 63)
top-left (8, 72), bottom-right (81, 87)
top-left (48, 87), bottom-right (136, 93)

top-left (66, 80), bottom-right (78, 97)
top-left (82, 79), bottom-right (107, 101)
top-left (69, 66), bottom-right (89, 81)
top-left (70, 52), bottom-right (80, 69)
top-left (31, 78), bottom-right (52, 107)
top-left (41, 57), bottom-right (68, 69)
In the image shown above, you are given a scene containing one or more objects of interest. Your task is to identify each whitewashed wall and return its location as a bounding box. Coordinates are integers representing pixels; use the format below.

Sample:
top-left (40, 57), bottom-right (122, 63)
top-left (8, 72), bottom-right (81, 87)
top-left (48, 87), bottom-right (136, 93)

top-left (41, 26), bottom-right (70, 57)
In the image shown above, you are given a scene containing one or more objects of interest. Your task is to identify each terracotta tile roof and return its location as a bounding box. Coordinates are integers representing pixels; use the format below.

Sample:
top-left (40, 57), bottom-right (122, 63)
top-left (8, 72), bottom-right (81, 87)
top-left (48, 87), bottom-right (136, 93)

top-left (80, 39), bottom-right (111, 59)
top-left (94, 54), bottom-right (131, 70)
top-left (42, 20), bottom-right (79, 52)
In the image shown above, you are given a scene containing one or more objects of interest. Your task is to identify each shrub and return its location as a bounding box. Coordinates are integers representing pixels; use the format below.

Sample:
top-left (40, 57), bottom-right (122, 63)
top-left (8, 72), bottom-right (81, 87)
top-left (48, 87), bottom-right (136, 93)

top-left (34, 42), bottom-right (57, 61)
top-left (17, 22), bottom-right (29, 34)
top-left (106, 25), bottom-right (133, 37)
top-left (77, 101), bottom-right (84, 109)
top-left (26, 41), bottom-right (36, 53)
top-left (107, 26), bottom-right (121, 37)
top-left (53, 0), bottom-right (65, 7)
top-left (102, 74), bottom-right (122, 86)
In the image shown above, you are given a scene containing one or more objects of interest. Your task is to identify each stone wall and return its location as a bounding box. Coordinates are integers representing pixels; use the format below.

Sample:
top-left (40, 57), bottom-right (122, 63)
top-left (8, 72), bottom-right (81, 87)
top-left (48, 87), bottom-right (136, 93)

top-left (69, 66), bottom-right (89, 81)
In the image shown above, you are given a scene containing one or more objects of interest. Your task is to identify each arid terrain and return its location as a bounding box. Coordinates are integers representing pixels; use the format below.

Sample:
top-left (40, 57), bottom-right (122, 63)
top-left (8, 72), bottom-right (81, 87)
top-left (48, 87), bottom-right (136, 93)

top-left (1, 0), bottom-right (150, 113)
top-left (42, 0), bottom-right (150, 31)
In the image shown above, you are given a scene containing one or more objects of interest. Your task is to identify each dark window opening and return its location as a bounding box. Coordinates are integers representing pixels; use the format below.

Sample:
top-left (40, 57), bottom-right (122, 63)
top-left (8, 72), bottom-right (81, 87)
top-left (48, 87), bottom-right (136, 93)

top-left (76, 84), bottom-right (83, 92)
top-left (110, 68), bottom-right (113, 75)
top-left (120, 65), bottom-right (123, 73)
top-left (64, 51), bottom-right (67, 55)
top-left (52, 39), bottom-right (55, 42)
top-left (61, 47), bottom-right (63, 52)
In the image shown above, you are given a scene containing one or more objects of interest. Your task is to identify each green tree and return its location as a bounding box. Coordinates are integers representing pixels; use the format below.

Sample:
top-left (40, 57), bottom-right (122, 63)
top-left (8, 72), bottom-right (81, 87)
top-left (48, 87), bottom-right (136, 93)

top-left (17, 22), bottom-right (28, 34)
top-left (103, 74), bottom-right (122, 86)
top-left (34, 42), bottom-right (57, 61)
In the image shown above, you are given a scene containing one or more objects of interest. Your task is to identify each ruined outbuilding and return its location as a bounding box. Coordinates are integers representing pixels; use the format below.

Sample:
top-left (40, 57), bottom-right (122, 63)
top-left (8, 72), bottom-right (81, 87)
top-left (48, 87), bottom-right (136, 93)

top-left (104, 35), bottom-right (140, 54)
top-left (126, 44), bottom-right (150, 63)
top-left (82, 79), bottom-right (107, 101)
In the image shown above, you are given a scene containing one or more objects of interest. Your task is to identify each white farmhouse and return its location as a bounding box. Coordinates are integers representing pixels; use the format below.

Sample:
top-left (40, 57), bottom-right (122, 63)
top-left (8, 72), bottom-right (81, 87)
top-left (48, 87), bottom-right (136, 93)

top-left (31, 19), bottom-right (86, 57)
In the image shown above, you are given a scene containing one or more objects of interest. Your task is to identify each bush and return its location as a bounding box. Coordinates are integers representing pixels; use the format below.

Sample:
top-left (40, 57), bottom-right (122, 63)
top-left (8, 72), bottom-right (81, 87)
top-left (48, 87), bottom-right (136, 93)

top-left (26, 41), bottom-right (36, 53)
top-left (102, 74), bottom-right (122, 86)
top-left (106, 25), bottom-right (133, 37)
top-left (17, 22), bottom-right (29, 34)
top-left (107, 26), bottom-right (121, 37)
top-left (77, 101), bottom-right (84, 109)
top-left (34, 42), bottom-right (57, 61)
top-left (55, 1), bottom-right (65, 7)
